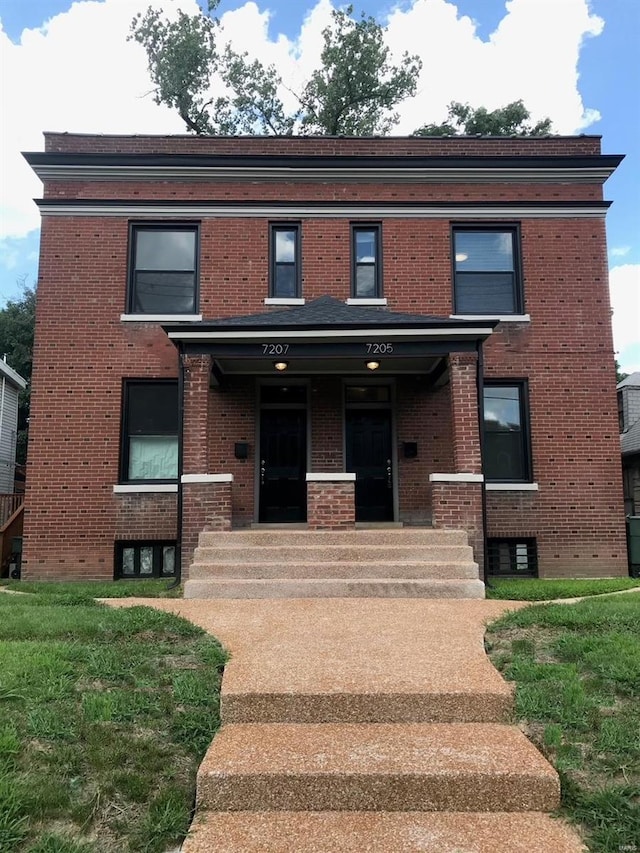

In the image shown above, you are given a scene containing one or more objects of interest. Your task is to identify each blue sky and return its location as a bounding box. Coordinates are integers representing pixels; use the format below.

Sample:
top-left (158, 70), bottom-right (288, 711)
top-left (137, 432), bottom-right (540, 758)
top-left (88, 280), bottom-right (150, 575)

top-left (0, 0), bottom-right (638, 370)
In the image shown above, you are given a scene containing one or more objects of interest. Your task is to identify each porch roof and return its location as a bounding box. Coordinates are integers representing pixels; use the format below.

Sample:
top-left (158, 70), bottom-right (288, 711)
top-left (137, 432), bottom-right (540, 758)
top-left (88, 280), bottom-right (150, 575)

top-left (164, 297), bottom-right (498, 380)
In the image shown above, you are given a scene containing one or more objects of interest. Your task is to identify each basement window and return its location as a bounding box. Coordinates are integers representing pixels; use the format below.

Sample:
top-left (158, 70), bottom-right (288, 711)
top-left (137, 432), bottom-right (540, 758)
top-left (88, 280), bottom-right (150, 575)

top-left (115, 541), bottom-right (177, 579)
top-left (487, 538), bottom-right (538, 577)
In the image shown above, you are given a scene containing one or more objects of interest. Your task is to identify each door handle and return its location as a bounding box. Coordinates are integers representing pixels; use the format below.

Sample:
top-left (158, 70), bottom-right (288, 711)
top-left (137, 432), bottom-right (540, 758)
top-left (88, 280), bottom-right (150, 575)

top-left (386, 459), bottom-right (392, 489)
top-left (260, 459), bottom-right (266, 486)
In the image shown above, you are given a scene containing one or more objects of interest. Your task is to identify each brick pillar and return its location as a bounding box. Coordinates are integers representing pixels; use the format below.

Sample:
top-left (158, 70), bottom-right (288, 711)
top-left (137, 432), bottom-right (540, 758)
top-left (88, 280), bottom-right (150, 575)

top-left (306, 473), bottom-right (356, 529)
top-left (449, 351), bottom-right (481, 474)
top-left (429, 475), bottom-right (484, 576)
top-left (181, 475), bottom-right (233, 577)
top-left (182, 354), bottom-right (211, 475)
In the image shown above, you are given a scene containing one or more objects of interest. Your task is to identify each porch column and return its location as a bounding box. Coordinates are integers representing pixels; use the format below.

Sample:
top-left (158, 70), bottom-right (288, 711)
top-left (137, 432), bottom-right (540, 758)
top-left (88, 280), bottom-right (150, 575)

top-left (182, 353), bottom-right (212, 476)
top-left (429, 352), bottom-right (485, 575)
top-left (306, 473), bottom-right (356, 529)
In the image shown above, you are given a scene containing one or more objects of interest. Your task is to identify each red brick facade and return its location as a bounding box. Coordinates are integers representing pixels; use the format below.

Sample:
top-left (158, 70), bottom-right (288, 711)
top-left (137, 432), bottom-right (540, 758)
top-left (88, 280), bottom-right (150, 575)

top-left (21, 133), bottom-right (627, 580)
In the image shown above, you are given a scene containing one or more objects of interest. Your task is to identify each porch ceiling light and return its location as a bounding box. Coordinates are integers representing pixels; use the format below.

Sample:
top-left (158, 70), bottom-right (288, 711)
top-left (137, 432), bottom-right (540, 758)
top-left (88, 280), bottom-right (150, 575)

top-left (274, 360), bottom-right (289, 371)
top-left (366, 360), bottom-right (380, 371)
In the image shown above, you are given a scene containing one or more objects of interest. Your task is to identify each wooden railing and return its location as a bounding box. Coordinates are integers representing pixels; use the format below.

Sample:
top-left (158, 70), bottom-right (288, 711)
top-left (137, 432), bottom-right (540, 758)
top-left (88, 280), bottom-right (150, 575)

top-left (0, 493), bottom-right (23, 527)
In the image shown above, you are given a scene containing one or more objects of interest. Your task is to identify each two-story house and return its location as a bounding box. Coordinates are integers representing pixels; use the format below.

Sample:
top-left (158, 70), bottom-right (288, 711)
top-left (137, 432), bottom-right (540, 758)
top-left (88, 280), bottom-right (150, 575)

top-left (21, 133), bottom-right (628, 593)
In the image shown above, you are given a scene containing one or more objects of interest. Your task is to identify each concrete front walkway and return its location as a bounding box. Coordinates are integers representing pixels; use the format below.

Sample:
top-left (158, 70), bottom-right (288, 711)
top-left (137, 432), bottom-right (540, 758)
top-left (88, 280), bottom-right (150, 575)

top-left (111, 598), bottom-right (586, 852)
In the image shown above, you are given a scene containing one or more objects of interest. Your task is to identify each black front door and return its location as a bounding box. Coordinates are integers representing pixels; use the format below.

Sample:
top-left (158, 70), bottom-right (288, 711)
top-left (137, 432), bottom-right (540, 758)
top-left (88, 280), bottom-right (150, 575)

top-left (345, 410), bottom-right (393, 522)
top-left (259, 410), bottom-right (307, 522)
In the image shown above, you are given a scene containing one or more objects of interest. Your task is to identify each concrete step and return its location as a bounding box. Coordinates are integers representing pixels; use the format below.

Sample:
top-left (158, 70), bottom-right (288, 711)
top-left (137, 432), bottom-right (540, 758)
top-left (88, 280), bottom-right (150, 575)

top-left (183, 811), bottom-right (585, 852)
top-left (188, 560), bottom-right (479, 581)
top-left (195, 722), bottom-right (559, 813)
top-left (183, 577), bottom-right (485, 599)
top-left (193, 544), bottom-right (474, 563)
top-left (197, 528), bottom-right (469, 547)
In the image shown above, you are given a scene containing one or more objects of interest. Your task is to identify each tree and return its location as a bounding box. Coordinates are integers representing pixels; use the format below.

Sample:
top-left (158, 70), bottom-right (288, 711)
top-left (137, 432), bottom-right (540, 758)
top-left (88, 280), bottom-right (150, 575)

top-left (130, 3), bottom-right (421, 136)
top-left (413, 100), bottom-right (552, 137)
top-left (0, 281), bottom-right (36, 464)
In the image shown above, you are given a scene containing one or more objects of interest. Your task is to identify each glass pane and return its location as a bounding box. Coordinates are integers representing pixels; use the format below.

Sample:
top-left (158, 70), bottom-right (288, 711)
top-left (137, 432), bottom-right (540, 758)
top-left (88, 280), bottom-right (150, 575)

top-left (275, 230), bottom-right (296, 262)
top-left (484, 386), bottom-right (521, 431)
top-left (261, 385), bottom-right (306, 405)
top-left (121, 547), bottom-right (135, 576)
top-left (136, 230), bottom-right (195, 271)
top-left (455, 272), bottom-right (516, 313)
top-left (454, 231), bottom-right (513, 271)
top-left (355, 265), bottom-right (376, 298)
top-left (139, 546), bottom-right (154, 575)
top-left (129, 436), bottom-right (178, 480)
top-left (484, 432), bottom-right (525, 480)
top-left (134, 271), bottom-right (195, 314)
top-left (345, 386), bottom-right (390, 403)
top-left (355, 230), bottom-right (377, 262)
top-left (162, 546), bottom-right (176, 576)
top-left (274, 264), bottom-right (296, 297)
top-left (128, 384), bottom-right (178, 434)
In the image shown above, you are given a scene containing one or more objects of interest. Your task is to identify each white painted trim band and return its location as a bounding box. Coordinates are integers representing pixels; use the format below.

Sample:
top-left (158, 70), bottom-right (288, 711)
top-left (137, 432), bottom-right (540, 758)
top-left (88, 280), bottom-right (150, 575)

top-left (181, 473), bottom-right (234, 484)
top-left (346, 298), bottom-right (388, 306)
top-left (168, 326), bottom-right (495, 341)
top-left (120, 313), bottom-right (203, 322)
top-left (264, 298), bottom-right (305, 306)
top-left (306, 472), bottom-right (356, 482)
top-left (429, 473), bottom-right (484, 483)
top-left (486, 482), bottom-right (539, 491)
top-left (450, 314), bottom-right (531, 323)
top-left (113, 484), bottom-right (177, 493)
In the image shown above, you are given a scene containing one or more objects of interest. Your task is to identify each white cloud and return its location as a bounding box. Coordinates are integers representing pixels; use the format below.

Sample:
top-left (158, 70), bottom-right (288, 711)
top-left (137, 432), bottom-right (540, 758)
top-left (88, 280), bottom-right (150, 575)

top-left (609, 264), bottom-right (640, 371)
top-left (0, 0), bottom-right (609, 243)
top-left (610, 246), bottom-right (631, 257)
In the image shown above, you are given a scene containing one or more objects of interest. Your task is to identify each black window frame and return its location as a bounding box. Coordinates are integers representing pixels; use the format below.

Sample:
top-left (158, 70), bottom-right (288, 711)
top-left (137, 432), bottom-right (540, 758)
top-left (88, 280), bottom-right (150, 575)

top-left (483, 380), bottom-right (532, 483)
top-left (115, 540), bottom-right (177, 579)
top-left (269, 223), bottom-right (301, 298)
top-left (120, 379), bottom-right (179, 483)
top-left (452, 224), bottom-right (523, 315)
top-left (127, 222), bottom-right (200, 315)
top-left (351, 223), bottom-right (382, 298)
top-left (487, 538), bottom-right (538, 577)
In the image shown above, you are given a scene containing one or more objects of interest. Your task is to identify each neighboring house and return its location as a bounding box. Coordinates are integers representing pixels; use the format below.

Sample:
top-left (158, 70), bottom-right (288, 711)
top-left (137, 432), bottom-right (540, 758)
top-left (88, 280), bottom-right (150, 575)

top-left (619, 372), bottom-right (640, 515)
top-left (20, 132), bottom-right (628, 586)
top-left (0, 358), bottom-right (26, 495)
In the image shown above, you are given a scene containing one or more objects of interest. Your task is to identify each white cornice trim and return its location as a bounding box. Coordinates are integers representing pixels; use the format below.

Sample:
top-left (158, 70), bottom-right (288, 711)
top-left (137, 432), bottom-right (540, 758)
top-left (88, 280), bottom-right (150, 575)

top-left (37, 202), bottom-right (609, 220)
top-left (120, 313), bottom-right (203, 322)
top-left (181, 473), bottom-right (234, 484)
top-left (306, 472), bottom-right (356, 482)
top-left (31, 165), bottom-right (617, 184)
top-left (429, 473), bottom-right (484, 483)
top-left (486, 482), bottom-right (539, 491)
top-left (113, 483), bottom-right (177, 493)
top-left (167, 326), bottom-right (495, 341)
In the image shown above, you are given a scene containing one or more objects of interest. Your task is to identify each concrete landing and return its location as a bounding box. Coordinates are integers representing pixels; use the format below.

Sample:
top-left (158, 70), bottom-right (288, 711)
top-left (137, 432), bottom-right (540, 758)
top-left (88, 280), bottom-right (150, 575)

top-left (182, 812), bottom-right (586, 853)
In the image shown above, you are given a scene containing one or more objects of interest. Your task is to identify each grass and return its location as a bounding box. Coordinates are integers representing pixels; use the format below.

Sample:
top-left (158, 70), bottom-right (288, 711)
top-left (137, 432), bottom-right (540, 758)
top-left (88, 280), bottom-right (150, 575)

top-left (0, 590), bottom-right (226, 852)
top-left (2, 579), bottom-right (182, 599)
top-left (487, 576), bottom-right (640, 601)
top-left (487, 596), bottom-right (640, 853)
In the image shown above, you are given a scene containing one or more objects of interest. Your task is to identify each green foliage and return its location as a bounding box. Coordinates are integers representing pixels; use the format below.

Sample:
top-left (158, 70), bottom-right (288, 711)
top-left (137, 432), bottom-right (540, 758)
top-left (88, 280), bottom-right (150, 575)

top-left (487, 577), bottom-right (640, 601)
top-left (414, 99), bottom-right (552, 137)
top-left (0, 280), bottom-right (36, 463)
top-left (6, 578), bottom-right (183, 598)
top-left (130, 3), bottom-right (421, 136)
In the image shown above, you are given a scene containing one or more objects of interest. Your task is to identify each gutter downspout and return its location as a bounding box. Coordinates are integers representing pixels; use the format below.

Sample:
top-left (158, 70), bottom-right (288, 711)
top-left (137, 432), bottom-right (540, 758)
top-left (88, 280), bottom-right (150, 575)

top-left (476, 339), bottom-right (489, 587)
top-left (167, 344), bottom-right (185, 590)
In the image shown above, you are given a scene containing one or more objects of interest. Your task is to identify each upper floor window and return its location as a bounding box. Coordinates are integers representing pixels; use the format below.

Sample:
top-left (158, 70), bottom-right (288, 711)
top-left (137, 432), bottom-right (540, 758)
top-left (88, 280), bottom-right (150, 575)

top-left (453, 227), bottom-right (522, 314)
top-left (352, 225), bottom-right (382, 298)
top-left (121, 381), bottom-right (178, 482)
top-left (128, 224), bottom-right (198, 314)
top-left (270, 224), bottom-right (301, 298)
top-left (483, 381), bottom-right (531, 482)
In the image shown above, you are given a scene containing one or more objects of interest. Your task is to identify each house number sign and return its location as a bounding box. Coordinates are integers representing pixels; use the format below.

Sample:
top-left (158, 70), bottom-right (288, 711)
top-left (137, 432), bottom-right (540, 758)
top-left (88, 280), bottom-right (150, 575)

top-left (261, 342), bottom-right (394, 355)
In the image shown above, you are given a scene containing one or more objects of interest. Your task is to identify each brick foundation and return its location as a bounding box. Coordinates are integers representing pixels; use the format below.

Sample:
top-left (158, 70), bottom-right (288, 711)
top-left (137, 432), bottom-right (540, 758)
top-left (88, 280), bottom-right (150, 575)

top-left (430, 478), bottom-right (485, 576)
top-left (181, 477), bottom-right (233, 576)
top-left (307, 476), bottom-right (356, 529)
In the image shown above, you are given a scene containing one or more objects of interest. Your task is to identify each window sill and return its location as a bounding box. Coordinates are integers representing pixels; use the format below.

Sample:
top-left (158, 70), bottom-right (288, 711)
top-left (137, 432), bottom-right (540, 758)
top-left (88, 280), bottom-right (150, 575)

top-left (346, 298), bottom-right (388, 306)
top-left (486, 482), bottom-right (539, 491)
top-left (429, 473), bottom-right (484, 483)
top-left (113, 484), bottom-right (178, 494)
top-left (450, 314), bottom-right (531, 323)
top-left (120, 314), bottom-right (203, 322)
top-left (264, 298), bottom-right (305, 306)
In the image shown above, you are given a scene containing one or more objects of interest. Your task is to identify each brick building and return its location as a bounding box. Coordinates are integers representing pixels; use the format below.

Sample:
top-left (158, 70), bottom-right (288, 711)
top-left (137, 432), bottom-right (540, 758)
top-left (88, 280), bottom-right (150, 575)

top-left (21, 132), bottom-right (628, 590)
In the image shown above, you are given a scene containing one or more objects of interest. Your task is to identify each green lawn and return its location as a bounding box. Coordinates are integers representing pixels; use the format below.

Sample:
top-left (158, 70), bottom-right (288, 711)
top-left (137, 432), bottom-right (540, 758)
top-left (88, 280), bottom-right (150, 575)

top-left (487, 576), bottom-right (640, 601)
top-left (2, 579), bottom-right (182, 599)
top-left (0, 590), bottom-right (226, 852)
top-left (487, 596), bottom-right (640, 853)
